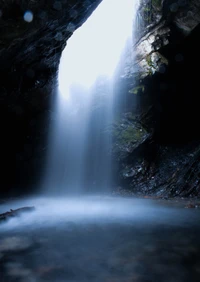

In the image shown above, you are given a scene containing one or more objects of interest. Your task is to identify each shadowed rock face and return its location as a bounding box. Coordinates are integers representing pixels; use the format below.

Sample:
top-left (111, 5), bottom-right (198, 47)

top-left (133, 0), bottom-right (200, 78)
top-left (117, 0), bottom-right (200, 197)
top-left (0, 0), bottom-right (102, 195)
top-left (0, 1), bottom-right (102, 71)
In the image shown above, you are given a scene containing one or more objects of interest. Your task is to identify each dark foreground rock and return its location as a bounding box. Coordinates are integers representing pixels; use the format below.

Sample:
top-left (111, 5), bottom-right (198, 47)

top-left (0, 206), bottom-right (35, 222)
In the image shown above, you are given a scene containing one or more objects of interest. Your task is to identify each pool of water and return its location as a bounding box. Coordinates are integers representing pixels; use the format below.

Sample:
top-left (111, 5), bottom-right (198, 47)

top-left (0, 196), bottom-right (200, 282)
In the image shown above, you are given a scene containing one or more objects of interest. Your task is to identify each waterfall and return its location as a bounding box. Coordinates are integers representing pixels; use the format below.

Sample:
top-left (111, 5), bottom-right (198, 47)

top-left (43, 0), bottom-right (139, 195)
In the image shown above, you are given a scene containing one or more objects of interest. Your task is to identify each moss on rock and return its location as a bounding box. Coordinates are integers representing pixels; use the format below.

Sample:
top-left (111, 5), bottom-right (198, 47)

top-left (129, 85), bottom-right (145, 95)
top-left (112, 113), bottom-right (149, 160)
top-left (152, 0), bottom-right (162, 9)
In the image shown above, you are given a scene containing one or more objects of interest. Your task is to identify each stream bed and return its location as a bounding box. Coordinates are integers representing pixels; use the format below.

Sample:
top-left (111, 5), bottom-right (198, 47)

top-left (0, 196), bottom-right (200, 282)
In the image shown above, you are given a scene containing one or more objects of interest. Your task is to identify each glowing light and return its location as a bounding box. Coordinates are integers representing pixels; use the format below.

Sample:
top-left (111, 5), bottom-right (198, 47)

top-left (59, 0), bottom-right (137, 98)
top-left (24, 11), bottom-right (33, 23)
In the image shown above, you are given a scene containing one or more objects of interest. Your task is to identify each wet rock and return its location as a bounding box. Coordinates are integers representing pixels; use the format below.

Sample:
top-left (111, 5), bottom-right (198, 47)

top-left (112, 113), bottom-right (150, 160)
top-left (174, 1), bottom-right (200, 35)
top-left (0, 236), bottom-right (33, 252)
top-left (0, 206), bottom-right (35, 222)
top-left (6, 262), bottom-right (31, 276)
top-left (185, 203), bottom-right (196, 208)
top-left (5, 262), bottom-right (37, 282)
top-left (194, 262), bottom-right (200, 274)
top-left (134, 27), bottom-right (170, 78)
top-left (133, 0), bottom-right (200, 79)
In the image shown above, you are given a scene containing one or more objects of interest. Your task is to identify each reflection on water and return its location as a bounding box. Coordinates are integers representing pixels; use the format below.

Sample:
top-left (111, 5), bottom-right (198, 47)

top-left (0, 196), bottom-right (200, 281)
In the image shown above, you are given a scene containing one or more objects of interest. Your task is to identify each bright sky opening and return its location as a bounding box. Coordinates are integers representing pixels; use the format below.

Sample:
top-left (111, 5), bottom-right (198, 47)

top-left (58, 0), bottom-right (136, 98)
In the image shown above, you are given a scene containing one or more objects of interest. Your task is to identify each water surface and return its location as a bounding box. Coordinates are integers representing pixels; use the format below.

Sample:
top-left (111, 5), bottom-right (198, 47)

top-left (0, 196), bottom-right (200, 282)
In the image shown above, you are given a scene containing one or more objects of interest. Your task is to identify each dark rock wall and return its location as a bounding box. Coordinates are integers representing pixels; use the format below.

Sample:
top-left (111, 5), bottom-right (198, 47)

top-left (133, 0), bottom-right (200, 78)
top-left (116, 0), bottom-right (200, 197)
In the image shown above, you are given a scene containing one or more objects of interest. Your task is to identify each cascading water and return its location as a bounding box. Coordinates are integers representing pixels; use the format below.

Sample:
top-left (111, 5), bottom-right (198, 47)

top-left (43, 0), bottom-right (139, 195)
